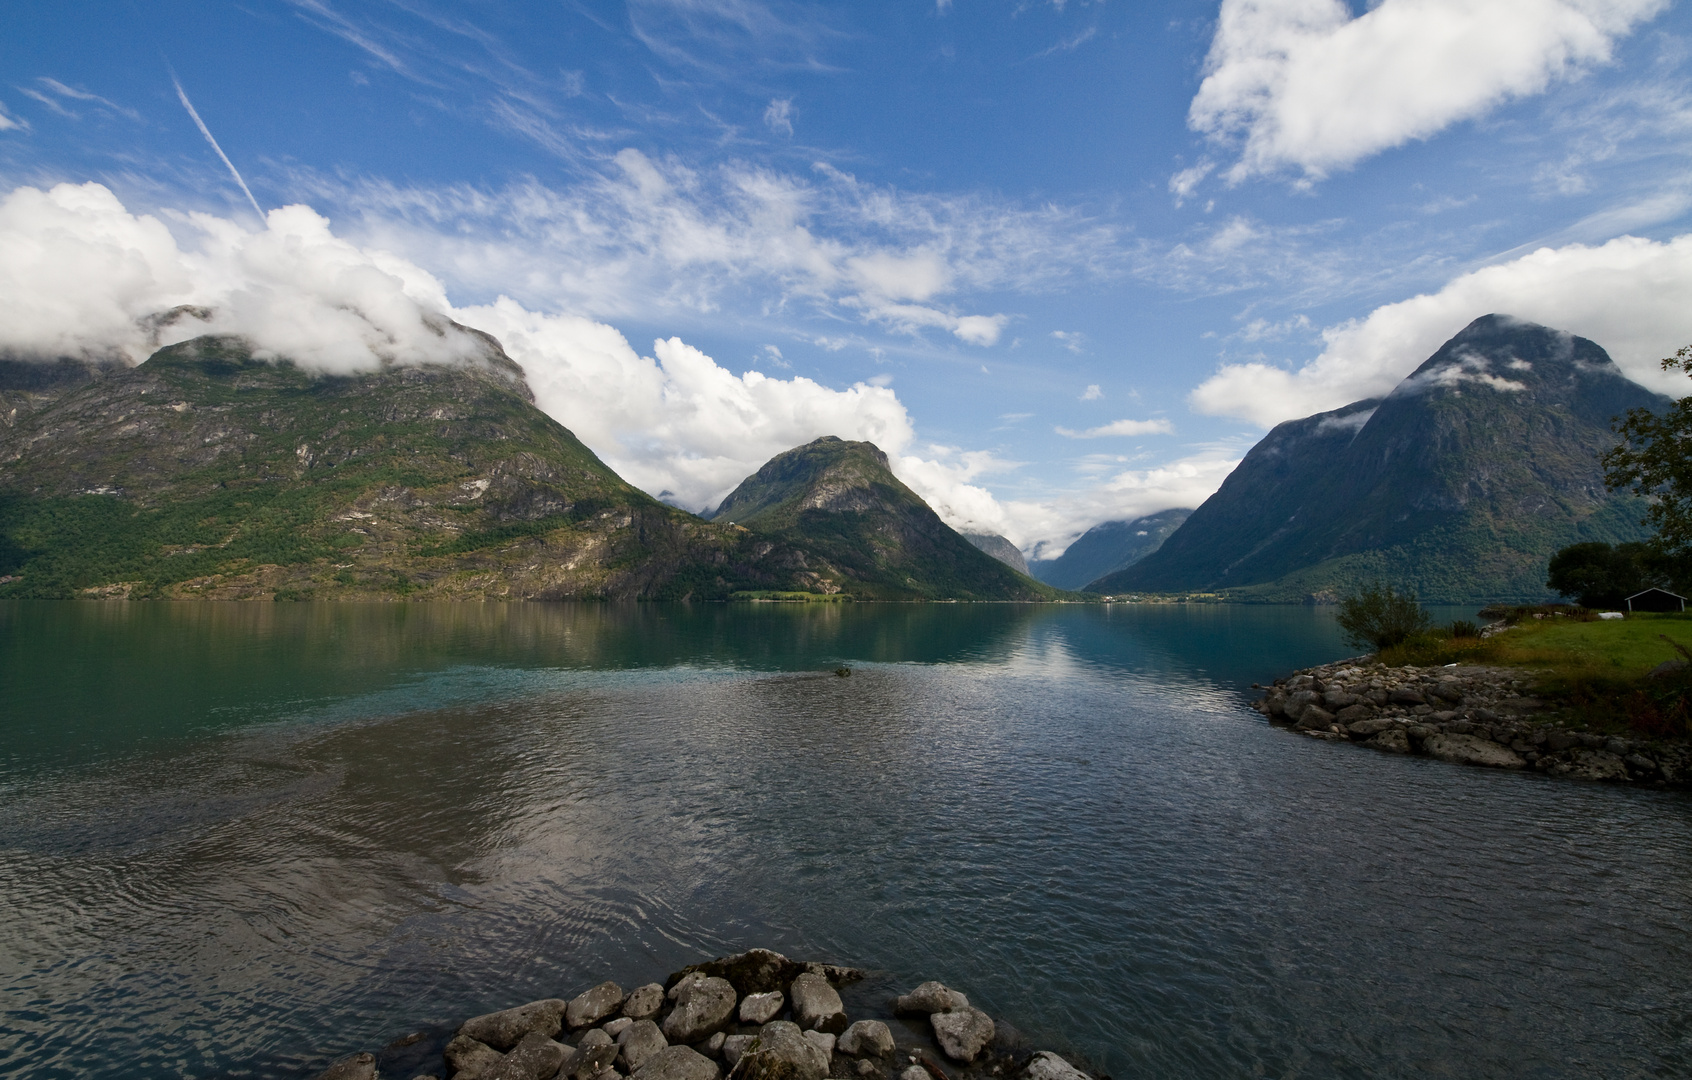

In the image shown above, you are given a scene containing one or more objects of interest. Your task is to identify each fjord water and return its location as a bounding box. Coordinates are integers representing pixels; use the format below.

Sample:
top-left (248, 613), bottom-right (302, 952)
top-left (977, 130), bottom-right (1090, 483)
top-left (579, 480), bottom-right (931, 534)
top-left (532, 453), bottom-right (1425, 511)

top-left (1, 603), bottom-right (1689, 1079)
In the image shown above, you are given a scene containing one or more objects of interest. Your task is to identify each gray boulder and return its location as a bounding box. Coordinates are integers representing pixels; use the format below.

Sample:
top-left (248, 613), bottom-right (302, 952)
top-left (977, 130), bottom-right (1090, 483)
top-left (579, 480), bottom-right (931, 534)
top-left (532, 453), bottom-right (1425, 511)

top-left (633, 1045), bottom-right (721, 1080)
top-left (444, 1034), bottom-right (505, 1079)
top-left (618, 1020), bottom-right (670, 1073)
top-left (1024, 1052), bottom-right (1090, 1080)
top-left (1284, 689), bottom-right (1320, 721)
top-left (485, 1032), bottom-right (569, 1080)
top-left (1389, 687), bottom-right (1426, 706)
top-left (1424, 733), bottom-right (1525, 769)
top-left (899, 1069), bottom-right (928, 1080)
top-left (1365, 728), bottom-right (1411, 754)
top-left (313, 1052), bottom-right (377, 1080)
top-left (561, 1029), bottom-right (620, 1080)
top-left (836, 1021), bottom-right (894, 1058)
top-left (739, 991), bottom-right (785, 1025)
top-left (721, 1035), bottom-right (757, 1070)
top-left (1567, 748), bottom-right (1631, 781)
top-left (669, 972), bottom-right (710, 1001)
top-left (670, 949), bottom-right (865, 999)
top-left (567, 983), bottom-right (626, 1029)
top-left (931, 1007), bottom-right (994, 1063)
top-left (893, 982), bottom-right (968, 1017)
top-left (624, 984), bottom-right (667, 1021)
top-left (603, 1018), bottom-right (634, 1038)
top-left (1346, 718), bottom-right (1395, 737)
top-left (1295, 706), bottom-right (1336, 730)
top-left (801, 1031), bottom-right (835, 1069)
top-left (459, 999), bottom-right (568, 1051)
top-left (788, 972), bottom-right (845, 1032)
top-left (663, 975), bottom-right (738, 1043)
top-left (728, 1021), bottom-right (828, 1080)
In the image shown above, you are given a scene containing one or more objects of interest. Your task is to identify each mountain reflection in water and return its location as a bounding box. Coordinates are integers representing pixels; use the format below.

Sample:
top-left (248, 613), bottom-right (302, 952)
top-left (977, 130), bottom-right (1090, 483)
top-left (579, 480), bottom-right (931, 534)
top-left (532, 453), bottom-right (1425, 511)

top-left (1, 601), bottom-right (1687, 1080)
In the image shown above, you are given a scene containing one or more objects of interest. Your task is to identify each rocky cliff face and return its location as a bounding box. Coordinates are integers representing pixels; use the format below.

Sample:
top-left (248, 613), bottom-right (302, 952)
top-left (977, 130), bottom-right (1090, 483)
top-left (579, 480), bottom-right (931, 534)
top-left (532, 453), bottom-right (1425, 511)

top-left (961, 532), bottom-right (1028, 574)
top-left (0, 336), bottom-right (829, 600)
top-left (709, 436), bottom-right (1058, 601)
top-left (1097, 315), bottom-right (1670, 601)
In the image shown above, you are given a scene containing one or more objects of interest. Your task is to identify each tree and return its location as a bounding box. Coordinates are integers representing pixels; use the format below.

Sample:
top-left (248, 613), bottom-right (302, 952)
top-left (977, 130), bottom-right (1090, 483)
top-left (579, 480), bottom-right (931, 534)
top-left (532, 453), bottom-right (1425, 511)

top-left (1604, 344), bottom-right (1692, 556)
top-left (1335, 582), bottom-right (1431, 651)
top-left (1545, 541), bottom-right (1664, 609)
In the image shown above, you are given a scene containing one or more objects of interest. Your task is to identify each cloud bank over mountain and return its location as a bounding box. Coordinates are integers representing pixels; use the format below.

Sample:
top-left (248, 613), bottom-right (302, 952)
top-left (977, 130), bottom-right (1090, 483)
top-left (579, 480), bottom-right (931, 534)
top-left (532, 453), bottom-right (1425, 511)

top-left (0, 180), bottom-right (1194, 549)
top-left (1191, 231), bottom-right (1692, 426)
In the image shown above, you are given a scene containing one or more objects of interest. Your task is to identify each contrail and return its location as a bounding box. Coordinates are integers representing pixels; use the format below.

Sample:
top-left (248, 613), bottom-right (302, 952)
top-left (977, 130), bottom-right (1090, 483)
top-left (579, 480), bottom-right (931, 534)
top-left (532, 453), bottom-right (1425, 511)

top-left (171, 73), bottom-right (265, 221)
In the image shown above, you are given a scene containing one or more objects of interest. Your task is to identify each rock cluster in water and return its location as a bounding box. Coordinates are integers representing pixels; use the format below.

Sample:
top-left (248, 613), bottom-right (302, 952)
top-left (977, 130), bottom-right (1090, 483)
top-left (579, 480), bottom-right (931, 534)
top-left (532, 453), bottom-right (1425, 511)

top-left (1254, 661), bottom-right (1691, 785)
top-left (309, 949), bottom-right (1096, 1080)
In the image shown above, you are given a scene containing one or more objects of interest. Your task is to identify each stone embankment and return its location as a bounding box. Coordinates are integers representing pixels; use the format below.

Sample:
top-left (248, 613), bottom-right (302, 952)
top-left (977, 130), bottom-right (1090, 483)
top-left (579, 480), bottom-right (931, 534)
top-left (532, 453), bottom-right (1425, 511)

top-left (1254, 660), bottom-right (1692, 785)
top-left (309, 949), bottom-right (1096, 1080)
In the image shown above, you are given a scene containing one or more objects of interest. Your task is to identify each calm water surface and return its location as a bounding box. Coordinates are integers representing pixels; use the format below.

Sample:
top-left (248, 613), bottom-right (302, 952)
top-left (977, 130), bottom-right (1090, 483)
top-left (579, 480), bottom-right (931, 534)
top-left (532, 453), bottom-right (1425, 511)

top-left (1, 601), bottom-right (1689, 1079)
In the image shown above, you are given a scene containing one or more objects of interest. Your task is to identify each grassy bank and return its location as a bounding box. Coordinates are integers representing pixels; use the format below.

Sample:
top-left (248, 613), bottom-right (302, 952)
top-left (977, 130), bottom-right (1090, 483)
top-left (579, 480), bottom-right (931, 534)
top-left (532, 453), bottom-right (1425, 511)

top-left (1377, 609), bottom-right (1692, 737)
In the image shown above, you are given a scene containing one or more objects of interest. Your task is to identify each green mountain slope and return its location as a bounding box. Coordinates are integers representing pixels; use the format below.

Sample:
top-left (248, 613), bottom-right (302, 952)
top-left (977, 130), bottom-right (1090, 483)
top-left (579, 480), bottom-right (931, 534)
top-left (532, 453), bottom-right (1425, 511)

top-left (1028, 509), bottom-right (1191, 590)
top-left (708, 436), bottom-right (1061, 600)
top-left (1094, 315), bottom-right (1669, 602)
top-left (0, 335), bottom-right (832, 601)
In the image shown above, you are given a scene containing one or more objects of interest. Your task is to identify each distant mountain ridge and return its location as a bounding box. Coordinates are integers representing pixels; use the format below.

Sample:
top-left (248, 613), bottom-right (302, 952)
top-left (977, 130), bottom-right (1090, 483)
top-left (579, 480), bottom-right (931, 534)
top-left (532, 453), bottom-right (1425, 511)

top-left (1028, 509), bottom-right (1191, 590)
top-left (1095, 315), bottom-right (1670, 601)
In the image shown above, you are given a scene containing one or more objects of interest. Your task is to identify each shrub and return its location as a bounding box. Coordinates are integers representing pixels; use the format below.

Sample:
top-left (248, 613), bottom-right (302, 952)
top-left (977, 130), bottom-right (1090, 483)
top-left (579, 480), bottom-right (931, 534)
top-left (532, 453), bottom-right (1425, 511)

top-left (1336, 582), bottom-right (1432, 651)
top-left (1450, 619), bottom-right (1480, 639)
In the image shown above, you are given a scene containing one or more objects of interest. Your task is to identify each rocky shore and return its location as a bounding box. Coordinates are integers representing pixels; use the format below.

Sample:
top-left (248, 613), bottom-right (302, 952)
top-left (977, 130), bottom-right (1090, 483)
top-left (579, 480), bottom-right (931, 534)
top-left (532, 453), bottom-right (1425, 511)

top-left (308, 949), bottom-right (1096, 1080)
top-left (1253, 660), bottom-right (1692, 786)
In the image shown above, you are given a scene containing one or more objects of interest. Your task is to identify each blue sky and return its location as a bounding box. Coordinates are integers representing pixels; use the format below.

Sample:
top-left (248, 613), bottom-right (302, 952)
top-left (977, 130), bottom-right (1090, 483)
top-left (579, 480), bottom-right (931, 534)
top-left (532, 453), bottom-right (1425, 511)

top-left (4, 0), bottom-right (1692, 553)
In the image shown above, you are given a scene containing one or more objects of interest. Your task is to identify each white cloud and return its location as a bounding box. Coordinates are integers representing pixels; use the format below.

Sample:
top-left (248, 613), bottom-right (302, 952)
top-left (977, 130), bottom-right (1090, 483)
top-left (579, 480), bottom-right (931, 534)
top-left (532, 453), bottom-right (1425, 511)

top-left (763, 97), bottom-right (794, 136)
top-left (1017, 446), bottom-right (1244, 559)
top-left (1053, 330), bottom-right (1086, 353)
top-left (0, 181), bottom-right (1221, 556)
top-left (0, 182), bottom-right (491, 373)
top-left (1055, 418), bottom-right (1176, 439)
top-left (457, 299), bottom-right (920, 509)
top-left (0, 100), bottom-right (29, 131)
top-left (1190, 232), bottom-right (1692, 426)
top-left (1189, 0), bottom-right (1668, 183)
top-left (1079, 383), bottom-right (1102, 400)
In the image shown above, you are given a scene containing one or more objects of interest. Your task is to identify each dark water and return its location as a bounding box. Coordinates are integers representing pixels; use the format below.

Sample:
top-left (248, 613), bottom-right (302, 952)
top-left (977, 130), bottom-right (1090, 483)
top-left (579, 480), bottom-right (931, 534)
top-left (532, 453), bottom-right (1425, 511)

top-left (1, 601), bottom-right (1689, 1080)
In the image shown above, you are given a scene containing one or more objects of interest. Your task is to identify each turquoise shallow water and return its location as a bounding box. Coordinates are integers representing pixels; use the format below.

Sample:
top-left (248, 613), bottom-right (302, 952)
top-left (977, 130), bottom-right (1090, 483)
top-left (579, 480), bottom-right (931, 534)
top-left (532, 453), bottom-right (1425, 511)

top-left (1, 601), bottom-right (1689, 1079)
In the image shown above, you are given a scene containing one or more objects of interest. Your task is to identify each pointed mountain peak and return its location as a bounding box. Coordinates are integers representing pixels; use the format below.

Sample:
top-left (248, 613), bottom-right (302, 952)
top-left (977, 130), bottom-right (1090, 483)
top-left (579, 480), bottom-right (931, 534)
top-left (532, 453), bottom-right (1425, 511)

top-left (708, 436), bottom-right (902, 526)
top-left (709, 435), bottom-right (1058, 600)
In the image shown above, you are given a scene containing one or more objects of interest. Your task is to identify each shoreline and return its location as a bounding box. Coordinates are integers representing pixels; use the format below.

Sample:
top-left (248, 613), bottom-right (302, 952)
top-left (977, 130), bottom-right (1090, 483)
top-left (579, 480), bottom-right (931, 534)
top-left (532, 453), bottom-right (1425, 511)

top-left (309, 949), bottom-right (1096, 1080)
top-left (1253, 658), bottom-right (1692, 786)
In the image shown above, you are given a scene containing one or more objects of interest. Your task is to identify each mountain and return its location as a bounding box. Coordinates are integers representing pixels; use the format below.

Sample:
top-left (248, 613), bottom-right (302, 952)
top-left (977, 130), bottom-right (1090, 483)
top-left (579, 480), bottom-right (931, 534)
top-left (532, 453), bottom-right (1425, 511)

top-left (708, 436), bottom-right (1059, 600)
top-left (962, 531), bottom-right (1028, 574)
top-left (1028, 509), bottom-right (1191, 590)
top-left (0, 335), bottom-right (850, 601)
top-left (1093, 315), bottom-right (1672, 602)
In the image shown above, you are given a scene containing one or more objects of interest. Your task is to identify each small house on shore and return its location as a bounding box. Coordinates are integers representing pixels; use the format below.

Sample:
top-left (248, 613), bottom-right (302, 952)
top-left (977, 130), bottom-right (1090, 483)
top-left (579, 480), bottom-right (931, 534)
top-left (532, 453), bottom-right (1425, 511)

top-left (1626, 588), bottom-right (1687, 613)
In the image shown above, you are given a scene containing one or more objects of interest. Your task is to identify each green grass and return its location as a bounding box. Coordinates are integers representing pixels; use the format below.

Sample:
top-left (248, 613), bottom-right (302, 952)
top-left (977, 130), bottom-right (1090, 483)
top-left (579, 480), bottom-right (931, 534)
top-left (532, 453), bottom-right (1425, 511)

top-left (1376, 612), bottom-right (1692, 737)
top-left (1499, 612), bottom-right (1692, 677)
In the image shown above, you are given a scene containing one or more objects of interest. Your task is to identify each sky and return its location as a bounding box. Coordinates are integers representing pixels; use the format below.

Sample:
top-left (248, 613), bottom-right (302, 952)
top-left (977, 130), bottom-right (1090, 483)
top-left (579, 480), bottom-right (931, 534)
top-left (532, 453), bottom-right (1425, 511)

top-left (3, 0), bottom-right (1692, 557)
